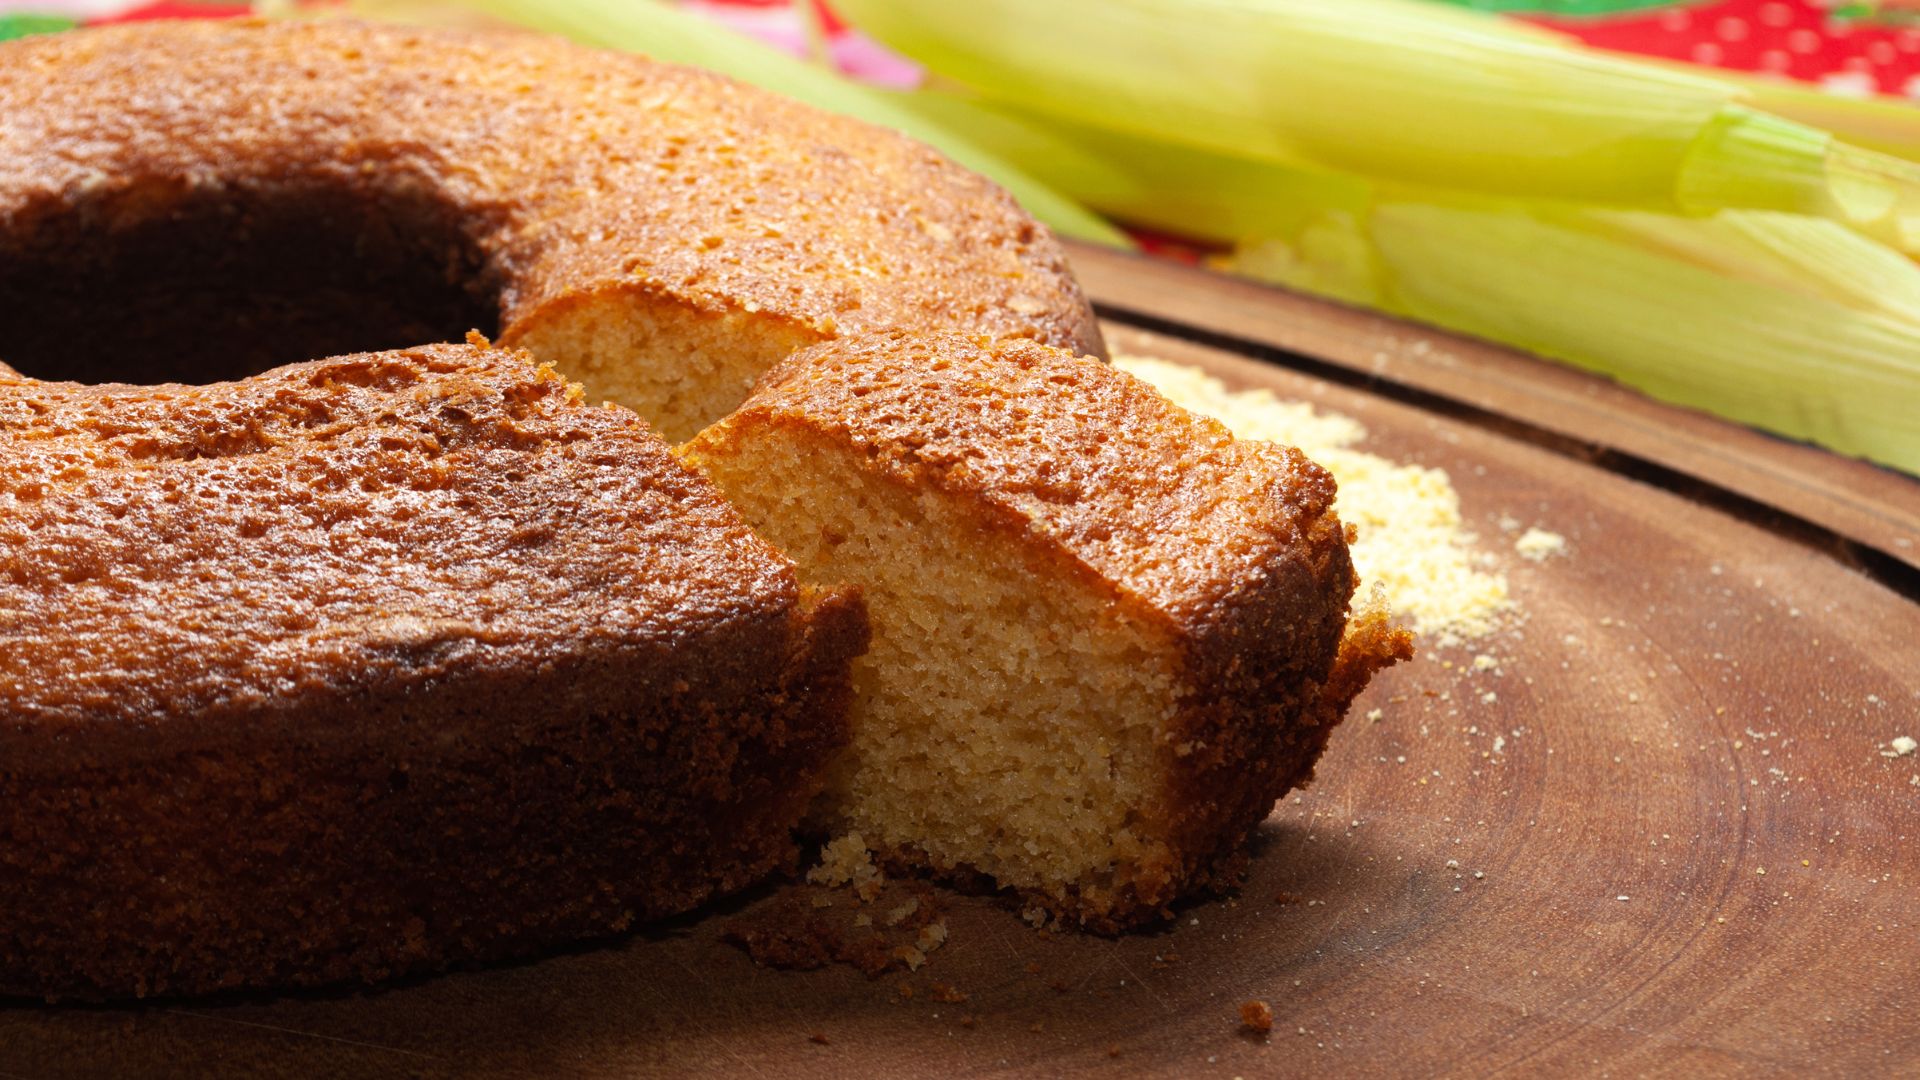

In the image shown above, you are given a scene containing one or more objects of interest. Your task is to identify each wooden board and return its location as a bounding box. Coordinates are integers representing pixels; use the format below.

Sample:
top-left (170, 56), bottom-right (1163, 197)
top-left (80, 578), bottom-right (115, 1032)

top-left (6, 253), bottom-right (1919, 1078)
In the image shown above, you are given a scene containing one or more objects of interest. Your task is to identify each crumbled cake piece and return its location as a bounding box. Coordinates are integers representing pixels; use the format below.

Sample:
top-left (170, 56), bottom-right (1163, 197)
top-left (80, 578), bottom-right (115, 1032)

top-left (808, 833), bottom-right (886, 901)
top-left (725, 883), bottom-right (946, 978)
top-left (1515, 527), bottom-right (1569, 562)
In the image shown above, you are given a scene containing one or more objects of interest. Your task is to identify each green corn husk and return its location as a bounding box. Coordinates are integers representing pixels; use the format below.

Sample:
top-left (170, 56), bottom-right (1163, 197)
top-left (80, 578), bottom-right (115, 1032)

top-left (893, 90), bottom-right (1920, 470)
top-left (1351, 206), bottom-right (1920, 467)
top-left (900, 90), bottom-right (1369, 245)
top-left (840, 0), bottom-right (1728, 199)
top-left (1674, 107), bottom-right (1920, 253)
top-left (0, 14), bottom-right (76, 42)
top-left (1570, 208), bottom-right (1920, 325)
top-left (836, 0), bottom-right (1920, 254)
top-left (1646, 59), bottom-right (1920, 165)
top-left (1237, 196), bottom-right (1920, 472)
top-left (332, 0), bottom-right (1130, 248)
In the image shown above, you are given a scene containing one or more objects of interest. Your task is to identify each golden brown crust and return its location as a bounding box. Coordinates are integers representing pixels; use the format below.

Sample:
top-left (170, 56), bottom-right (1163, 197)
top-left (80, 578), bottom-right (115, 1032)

top-left (729, 331), bottom-right (1341, 630)
top-left (0, 16), bottom-right (1115, 997)
top-left (0, 18), bottom-right (1103, 374)
top-left (0, 15), bottom-right (1385, 989)
top-left (0, 344), bottom-right (867, 999)
top-left (709, 332), bottom-right (1410, 929)
top-left (725, 330), bottom-right (1355, 671)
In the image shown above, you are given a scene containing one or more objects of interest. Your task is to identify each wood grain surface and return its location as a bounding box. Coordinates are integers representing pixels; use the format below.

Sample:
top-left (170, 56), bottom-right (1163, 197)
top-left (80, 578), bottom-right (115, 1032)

top-left (4, 259), bottom-right (1918, 1078)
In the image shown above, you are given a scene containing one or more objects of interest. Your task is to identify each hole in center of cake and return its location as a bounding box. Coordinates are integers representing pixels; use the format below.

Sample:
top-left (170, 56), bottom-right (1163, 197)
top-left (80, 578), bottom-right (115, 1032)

top-left (0, 186), bottom-right (502, 385)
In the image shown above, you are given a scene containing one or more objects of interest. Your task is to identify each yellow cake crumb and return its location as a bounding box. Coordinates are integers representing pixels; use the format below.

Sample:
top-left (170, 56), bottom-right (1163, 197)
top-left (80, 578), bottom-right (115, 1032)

top-left (917, 921), bottom-right (949, 953)
top-left (808, 833), bottom-right (884, 901)
top-left (1514, 527), bottom-right (1568, 562)
top-left (883, 898), bottom-right (920, 927)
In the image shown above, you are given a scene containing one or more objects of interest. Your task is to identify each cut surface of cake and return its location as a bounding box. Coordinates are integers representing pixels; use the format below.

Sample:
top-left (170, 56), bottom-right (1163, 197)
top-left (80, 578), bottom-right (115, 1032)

top-left (685, 331), bottom-right (1412, 929)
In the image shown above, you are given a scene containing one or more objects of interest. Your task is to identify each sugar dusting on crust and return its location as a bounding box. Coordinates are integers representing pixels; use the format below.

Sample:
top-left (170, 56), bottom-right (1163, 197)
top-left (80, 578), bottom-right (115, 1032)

top-left (1116, 355), bottom-right (1513, 647)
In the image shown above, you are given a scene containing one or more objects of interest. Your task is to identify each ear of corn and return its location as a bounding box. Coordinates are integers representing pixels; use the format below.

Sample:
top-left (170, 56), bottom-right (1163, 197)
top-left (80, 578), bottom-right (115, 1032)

top-left (842, 0), bottom-right (1920, 473)
top-left (899, 91), bottom-right (1370, 245)
top-left (1355, 205), bottom-right (1920, 465)
top-left (837, 0), bottom-right (1920, 260)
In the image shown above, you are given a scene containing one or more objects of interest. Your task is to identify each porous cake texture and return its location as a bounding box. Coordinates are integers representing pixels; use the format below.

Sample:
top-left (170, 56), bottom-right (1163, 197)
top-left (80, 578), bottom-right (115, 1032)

top-left (0, 16), bottom-right (1407, 997)
top-left (0, 344), bottom-right (865, 999)
top-left (0, 18), bottom-right (1102, 442)
top-left (686, 333), bottom-right (1412, 929)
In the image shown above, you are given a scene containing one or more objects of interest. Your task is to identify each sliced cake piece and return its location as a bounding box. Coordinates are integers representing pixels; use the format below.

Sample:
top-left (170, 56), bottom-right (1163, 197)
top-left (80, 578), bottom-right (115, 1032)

top-left (683, 331), bottom-right (1411, 930)
top-left (0, 342), bottom-right (866, 999)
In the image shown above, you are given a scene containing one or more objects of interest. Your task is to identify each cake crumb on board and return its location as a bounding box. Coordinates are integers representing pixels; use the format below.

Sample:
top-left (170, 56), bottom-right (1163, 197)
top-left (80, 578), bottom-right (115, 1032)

top-left (725, 881), bottom-right (948, 978)
top-left (807, 833), bottom-right (885, 901)
top-left (1239, 999), bottom-right (1275, 1035)
top-left (1514, 527), bottom-right (1568, 562)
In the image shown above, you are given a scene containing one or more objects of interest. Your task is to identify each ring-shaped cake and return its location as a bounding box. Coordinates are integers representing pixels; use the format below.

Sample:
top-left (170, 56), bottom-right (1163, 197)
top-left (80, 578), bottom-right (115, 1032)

top-left (0, 19), bottom-right (1407, 1000)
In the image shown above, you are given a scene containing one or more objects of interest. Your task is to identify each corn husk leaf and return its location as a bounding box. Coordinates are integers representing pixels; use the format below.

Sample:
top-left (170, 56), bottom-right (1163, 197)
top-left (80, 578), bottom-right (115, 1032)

top-left (1232, 196), bottom-right (1920, 471)
top-left (892, 90), bottom-right (1920, 469)
top-left (1683, 64), bottom-right (1920, 166)
top-left (837, 0), bottom-right (1920, 254)
top-left (899, 90), bottom-right (1368, 245)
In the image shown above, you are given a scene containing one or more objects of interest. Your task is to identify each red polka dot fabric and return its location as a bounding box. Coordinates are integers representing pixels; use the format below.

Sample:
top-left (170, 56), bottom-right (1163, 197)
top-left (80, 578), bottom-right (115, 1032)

top-left (1529, 1), bottom-right (1920, 99)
